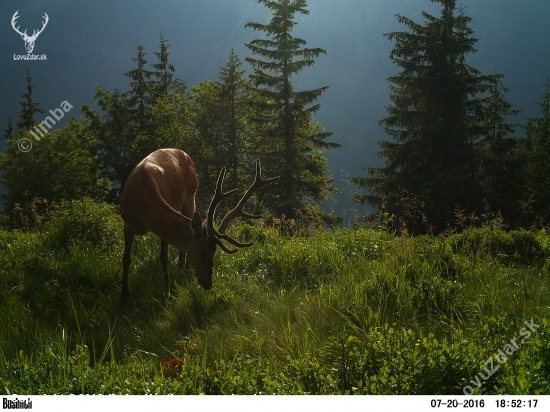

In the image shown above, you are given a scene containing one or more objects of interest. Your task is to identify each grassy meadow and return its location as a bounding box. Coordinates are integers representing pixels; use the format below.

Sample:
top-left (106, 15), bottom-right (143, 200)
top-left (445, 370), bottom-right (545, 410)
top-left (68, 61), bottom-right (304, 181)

top-left (0, 198), bottom-right (549, 394)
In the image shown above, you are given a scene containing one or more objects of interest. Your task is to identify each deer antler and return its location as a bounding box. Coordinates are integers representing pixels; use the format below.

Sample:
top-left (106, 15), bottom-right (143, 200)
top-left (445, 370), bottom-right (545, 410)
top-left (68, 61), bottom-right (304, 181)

top-left (11, 11), bottom-right (48, 40)
top-left (219, 160), bottom-right (279, 232)
top-left (11, 11), bottom-right (26, 37)
top-left (206, 160), bottom-right (279, 253)
top-left (30, 13), bottom-right (49, 40)
top-left (206, 168), bottom-right (240, 253)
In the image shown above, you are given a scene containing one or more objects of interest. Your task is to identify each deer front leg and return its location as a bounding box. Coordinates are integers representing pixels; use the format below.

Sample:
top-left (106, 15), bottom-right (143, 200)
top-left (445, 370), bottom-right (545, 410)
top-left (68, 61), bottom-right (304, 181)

top-left (177, 250), bottom-right (185, 269)
top-left (177, 250), bottom-right (192, 272)
top-left (121, 225), bottom-right (135, 305)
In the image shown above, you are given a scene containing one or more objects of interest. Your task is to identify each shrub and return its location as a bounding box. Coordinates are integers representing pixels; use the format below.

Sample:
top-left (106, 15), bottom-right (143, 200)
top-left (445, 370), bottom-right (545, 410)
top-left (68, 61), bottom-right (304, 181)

top-left (44, 198), bottom-right (122, 251)
top-left (449, 227), bottom-right (545, 265)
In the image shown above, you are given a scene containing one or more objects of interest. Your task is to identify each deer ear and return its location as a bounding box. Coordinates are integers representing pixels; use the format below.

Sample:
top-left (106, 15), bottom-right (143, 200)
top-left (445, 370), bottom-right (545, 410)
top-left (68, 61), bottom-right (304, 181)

top-left (191, 212), bottom-right (203, 234)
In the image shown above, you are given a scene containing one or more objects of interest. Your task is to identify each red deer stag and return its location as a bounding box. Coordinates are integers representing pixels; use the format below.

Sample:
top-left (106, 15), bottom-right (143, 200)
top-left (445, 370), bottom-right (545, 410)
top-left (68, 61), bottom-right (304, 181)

top-left (119, 149), bottom-right (278, 305)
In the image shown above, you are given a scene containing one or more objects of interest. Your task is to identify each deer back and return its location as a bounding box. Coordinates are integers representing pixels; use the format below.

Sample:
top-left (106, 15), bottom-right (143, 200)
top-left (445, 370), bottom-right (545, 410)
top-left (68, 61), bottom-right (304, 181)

top-left (119, 149), bottom-right (198, 238)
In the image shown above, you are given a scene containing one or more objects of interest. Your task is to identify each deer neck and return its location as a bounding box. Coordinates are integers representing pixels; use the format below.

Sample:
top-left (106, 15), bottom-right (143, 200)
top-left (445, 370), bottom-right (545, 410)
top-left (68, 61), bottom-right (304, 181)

top-left (121, 194), bottom-right (196, 251)
top-left (148, 198), bottom-right (197, 250)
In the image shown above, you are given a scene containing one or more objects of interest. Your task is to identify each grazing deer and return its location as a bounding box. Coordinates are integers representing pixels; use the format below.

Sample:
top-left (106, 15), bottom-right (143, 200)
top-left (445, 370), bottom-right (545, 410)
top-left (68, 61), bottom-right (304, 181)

top-left (119, 149), bottom-right (278, 305)
top-left (11, 11), bottom-right (49, 54)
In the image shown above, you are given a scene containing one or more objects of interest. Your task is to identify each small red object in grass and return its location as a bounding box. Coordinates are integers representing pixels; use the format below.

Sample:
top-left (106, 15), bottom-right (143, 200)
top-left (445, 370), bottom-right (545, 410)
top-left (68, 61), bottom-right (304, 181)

top-left (162, 358), bottom-right (183, 379)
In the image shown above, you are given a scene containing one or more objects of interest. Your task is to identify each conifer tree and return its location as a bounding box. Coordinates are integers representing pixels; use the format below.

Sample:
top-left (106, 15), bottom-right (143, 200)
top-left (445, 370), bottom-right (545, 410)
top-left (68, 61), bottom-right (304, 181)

top-left (2, 118), bottom-right (14, 142)
top-left (186, 80), bottom-right (225, 209)
top-left (145, 35), bottom-right (187, 158)
top-left (122, 44), bottom-right (153, 130)
top-left (520, 81), bottom-right (550, 226)
top-left (0, 120), bottom-right (110, 216)
top-left (150, 34), bottom-right (177, 99)
top-left (217, 49), bottom-right (248, 188)
top-left (245, 0), bottom-right (341, 225)
top-left (0, 71), bottom-right (46, 212)
top-left (352, 0), bottom-right (493, 233)
top-left (478, 74), bottom-right (523, 226)
top-left (16, 68), bottom-right (45, 133)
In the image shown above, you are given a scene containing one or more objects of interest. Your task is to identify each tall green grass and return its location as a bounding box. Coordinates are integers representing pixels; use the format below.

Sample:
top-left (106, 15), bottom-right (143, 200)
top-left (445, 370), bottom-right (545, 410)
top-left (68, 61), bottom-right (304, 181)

top-left (1, 198), bottom-right (549, 394)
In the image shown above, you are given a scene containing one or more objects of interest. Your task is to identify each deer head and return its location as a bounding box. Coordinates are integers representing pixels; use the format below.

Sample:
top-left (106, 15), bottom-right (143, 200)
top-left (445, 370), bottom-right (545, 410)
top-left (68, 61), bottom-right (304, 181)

top-left (183, 162), bottom-right (278, 290)
top-left (11, 11), bottom-right (49, 54)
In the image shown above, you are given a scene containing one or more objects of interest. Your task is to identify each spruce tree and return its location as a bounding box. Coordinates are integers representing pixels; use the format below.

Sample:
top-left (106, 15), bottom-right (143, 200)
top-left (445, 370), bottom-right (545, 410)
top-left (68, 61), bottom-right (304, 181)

top-left (146, 34), bottom-right (187, 156)
top-left (521, 81), bottom-right (550, 227)
top-left (352, 0), bottom-right (493, 233)
top-left (245, 0), bottom-right (340, 225)
top-left (0, 71), bottom-right (45, 213)
top-left (122, 44), bottom-right (153, 131)
top-left (217, 49), bottom-right (248, 188)
top-left (478, 74), bottom-right (522, 226)
top-left (16, 68), bottom-right (45, 132)
top-left (2, 118), bottom-right (14, 142)
top-left (150, 34), bottom-right (176, 99)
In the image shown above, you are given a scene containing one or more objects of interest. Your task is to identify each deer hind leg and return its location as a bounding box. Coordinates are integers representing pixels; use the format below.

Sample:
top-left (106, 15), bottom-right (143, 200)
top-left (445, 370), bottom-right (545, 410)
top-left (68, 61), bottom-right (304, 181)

top-left (121, 224), bottom-right (135, 305)
top-left (160, 239), bottom-right (169, 285)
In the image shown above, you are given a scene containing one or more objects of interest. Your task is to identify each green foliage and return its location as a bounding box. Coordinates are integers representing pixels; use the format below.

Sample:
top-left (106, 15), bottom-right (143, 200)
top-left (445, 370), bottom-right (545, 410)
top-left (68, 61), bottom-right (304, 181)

top-left (448, 226), bottom-right (545, 265)
top-left (2, 3), bottom-right (550, 393)
top-left (1, 199), bottom-right (550, 394)
top-left (43, 198), bottom-right (121, 251)
top-left (150, 34), bottom-right (177, 99)
top-left (0, 118), bottom-right (110, 218)
top-left (0, 70), bottom-right (110, 219)
top-left (2, 322), bottom-right (549, 395)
